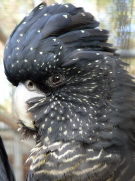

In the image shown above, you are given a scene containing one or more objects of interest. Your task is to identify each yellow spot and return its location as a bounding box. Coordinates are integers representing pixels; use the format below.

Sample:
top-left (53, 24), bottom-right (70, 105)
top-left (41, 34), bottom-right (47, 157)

top-left (48, 127), bottom-right (52, 133)
top-left (59, 127), bottom-right (62, 131)
top-left (24, 59), bottom-right (28, 62)
top-left (45, 137), bottom-right (49, 142)
top-left (42, 124), bottom-right (45, 128)
top-left (64, 131), bottom-right (67, 135)
top-left (62, 117), bottom-right (65, 121)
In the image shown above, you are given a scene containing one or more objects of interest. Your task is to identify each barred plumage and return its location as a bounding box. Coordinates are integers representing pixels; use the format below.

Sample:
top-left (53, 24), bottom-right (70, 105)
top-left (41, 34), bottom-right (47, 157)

top-left (3, 2), bottom-right (135, 181)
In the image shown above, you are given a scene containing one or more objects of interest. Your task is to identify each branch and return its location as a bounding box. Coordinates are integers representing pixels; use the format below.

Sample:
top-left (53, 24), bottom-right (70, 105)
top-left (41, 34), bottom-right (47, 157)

top-left (0, 27), bottom-right (7, 45)
top-left (0, 111), bottom-right (18, 131)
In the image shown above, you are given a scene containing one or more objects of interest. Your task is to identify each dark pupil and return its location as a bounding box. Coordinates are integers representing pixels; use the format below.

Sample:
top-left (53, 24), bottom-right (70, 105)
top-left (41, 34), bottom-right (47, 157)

top-left (28, 81), bottom-right (33, 87)
top-left (53, 75), bottom-right (60, 83)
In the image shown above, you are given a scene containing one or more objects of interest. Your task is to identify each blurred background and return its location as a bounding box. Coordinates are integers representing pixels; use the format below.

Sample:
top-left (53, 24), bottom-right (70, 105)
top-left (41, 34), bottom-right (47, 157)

top-left (0, 0), bottom-right (135, 180)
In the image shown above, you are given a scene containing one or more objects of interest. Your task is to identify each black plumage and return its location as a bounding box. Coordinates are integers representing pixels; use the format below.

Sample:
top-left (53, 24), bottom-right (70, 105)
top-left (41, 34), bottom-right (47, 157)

top-left (0, 137), bottom-right (16, 181)
top-left (3, 2), bottom-right (135, 181)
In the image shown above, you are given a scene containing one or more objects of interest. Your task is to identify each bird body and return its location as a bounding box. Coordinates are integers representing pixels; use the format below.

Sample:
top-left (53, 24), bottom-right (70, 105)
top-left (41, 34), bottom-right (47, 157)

top-left (0, 136), bottom-right (16, 181)
top-left (3, 2), bottom-right (135, 181)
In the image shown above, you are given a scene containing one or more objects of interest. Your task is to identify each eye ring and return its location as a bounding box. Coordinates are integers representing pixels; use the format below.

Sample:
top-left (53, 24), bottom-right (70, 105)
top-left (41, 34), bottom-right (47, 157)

top-left (25, 80), bottom-right (36, 91)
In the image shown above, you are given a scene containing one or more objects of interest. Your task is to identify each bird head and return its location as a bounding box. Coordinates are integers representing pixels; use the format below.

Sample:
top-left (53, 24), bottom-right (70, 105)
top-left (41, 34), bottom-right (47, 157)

top-left (3, 2), bottom-right (135, 181)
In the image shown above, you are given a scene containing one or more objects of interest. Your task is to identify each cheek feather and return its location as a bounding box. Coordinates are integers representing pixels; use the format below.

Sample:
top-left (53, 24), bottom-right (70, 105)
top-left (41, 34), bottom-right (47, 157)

top-left (14, 83), bottom-right (43, 129)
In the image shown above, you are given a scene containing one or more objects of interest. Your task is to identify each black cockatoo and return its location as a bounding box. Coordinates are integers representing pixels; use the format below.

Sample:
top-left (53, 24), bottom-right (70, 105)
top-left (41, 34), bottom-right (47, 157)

top-left (3, 2), bottom-right (135, 181)
top-left (0, 137), bottom-right (16, 181)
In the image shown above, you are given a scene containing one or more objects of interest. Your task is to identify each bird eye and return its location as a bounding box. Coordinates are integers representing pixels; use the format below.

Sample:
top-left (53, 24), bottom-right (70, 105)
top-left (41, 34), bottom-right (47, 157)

top-left (25, 80), bottom-right (36, 91)
top-left (47, 74), bottom-right (64, 87)
top-left (53, 75), bottom-right (61, 83)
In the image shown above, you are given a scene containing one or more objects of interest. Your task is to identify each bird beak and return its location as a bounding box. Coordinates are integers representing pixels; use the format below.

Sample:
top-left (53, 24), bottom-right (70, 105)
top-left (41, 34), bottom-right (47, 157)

top-left (13, 83), bottom-right (43, 130)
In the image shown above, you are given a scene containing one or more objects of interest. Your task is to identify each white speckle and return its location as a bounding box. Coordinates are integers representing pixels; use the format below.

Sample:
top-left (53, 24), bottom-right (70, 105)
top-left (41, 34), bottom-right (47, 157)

top-left (96, 53), bottom-right (100, 55)
top-left (63, 15), bottom-right (68, 18)
top-left (64, 4), bottom-right (69, 8)
top-left (81, 13), bottom-right (85, 16)
top-left (53, 39), bottom-right (56, 42)
top-left (30, 47), bottom-right (33, 51)
top-left (17, 39), bottom-right (20, 42)
top-left (57, 117), bottom-right (60, 120)
top-left (40, 52), bottom-right (43, 54)
top-left (104, 57), bottom-right (107, 59)
top-left (95, 60), bottom-right (99, 62)
top-left (34, 60), bottom-right (37, 62)
top-left (23, 22), bottom-right (26, 24)
top-left (8, 56), bottom-right (11, 58)
top-left (16, 61), bottom-right (19, 63)
top-left (20, 34), bottom-right (23, 36)
top-left (12, 64), bottom-right (14, 67)
top-left (100, 29), bottom-right (103, 31)
top-left (81, 30), bottom-right (85, 33)
top-left (60, 46), bottom-right (62, 49)
top-left (16, 47), bottom-right (20, 50)
top-left (44, 13), bottom-right (47, 16)
top-left (37, 30), bottom-right (41, 33)
top-left (24, 59), bottom-right (28, 62)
